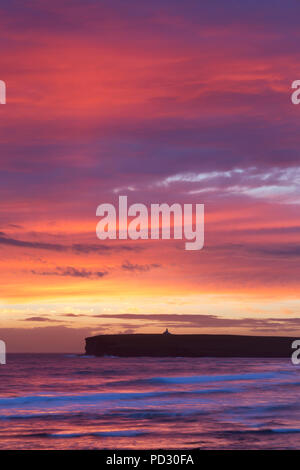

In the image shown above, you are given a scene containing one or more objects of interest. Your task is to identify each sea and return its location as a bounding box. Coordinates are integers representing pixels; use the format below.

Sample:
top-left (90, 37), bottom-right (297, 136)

top-left (0, 354), bottom-right (299, 450)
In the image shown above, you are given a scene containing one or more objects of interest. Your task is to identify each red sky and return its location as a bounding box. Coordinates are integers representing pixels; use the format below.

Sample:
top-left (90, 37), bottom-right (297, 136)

top-left (1, 0), bottom-right (300, 351)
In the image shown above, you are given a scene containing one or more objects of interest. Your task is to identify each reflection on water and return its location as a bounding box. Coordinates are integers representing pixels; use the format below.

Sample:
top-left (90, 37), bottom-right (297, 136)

top-left (0, 354), bottom-right (299, 449)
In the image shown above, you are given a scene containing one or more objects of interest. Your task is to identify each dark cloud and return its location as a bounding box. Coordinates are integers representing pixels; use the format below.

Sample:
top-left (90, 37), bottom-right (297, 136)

top-left (122, 260), bottom-right (161, 272)
top-left (0, 232), bottom-right (143, 254)
top-left (72, 243), bottom-right (111, 254)
top-left (254, 245), bottom-right (300, 258)
top-left (62, 313), bottom-right (81, 317)
top-left (204, 242), bottom-right (300, 259)
top-left (94, 313), bottom-right (300, 332)
top-left (72, 243), bottom-right (141, 254)
top-left (23, 316), bottom-right (58, 322)
top-left (0, 232), bottom-right (65, 251)
top-left (224, 226), bottom-right (300, 236)
top-left (31, 266), bottom-right (108, 279)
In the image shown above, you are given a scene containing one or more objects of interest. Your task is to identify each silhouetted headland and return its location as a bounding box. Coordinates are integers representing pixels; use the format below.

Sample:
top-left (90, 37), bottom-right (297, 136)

top-left (85, 330), bottom-right (295, 357)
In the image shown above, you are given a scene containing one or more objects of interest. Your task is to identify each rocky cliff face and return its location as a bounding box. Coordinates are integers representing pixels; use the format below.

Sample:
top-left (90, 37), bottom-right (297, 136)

top-left (85, 333), bottom-right (295, 357)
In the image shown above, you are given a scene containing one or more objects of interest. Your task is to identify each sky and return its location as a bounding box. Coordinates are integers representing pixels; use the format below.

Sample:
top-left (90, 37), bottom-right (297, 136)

top-left (1, 0), bottom-right (300, 352)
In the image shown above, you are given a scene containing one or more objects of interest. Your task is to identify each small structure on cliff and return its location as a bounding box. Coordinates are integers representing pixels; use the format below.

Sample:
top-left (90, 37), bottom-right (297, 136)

top-left (163, 328), bottom-right (171, 335)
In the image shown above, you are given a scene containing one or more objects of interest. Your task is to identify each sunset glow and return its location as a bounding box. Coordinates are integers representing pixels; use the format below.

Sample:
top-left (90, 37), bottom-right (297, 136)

top-left (1, 0), bottom-right (300, 351)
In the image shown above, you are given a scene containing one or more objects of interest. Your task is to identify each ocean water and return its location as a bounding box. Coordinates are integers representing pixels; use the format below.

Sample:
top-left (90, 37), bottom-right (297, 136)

top-left (0, 354), bottom-right (300, 449)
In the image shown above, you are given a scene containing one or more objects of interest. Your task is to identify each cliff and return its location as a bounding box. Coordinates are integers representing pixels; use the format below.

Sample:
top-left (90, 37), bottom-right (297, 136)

top-left (85, 333), bottom-right (295, 358)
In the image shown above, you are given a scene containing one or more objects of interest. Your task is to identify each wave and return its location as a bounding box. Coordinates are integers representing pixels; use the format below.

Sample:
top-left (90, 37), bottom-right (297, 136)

top-left (272, 428), bottom-right (300, 433)
top-left (222, 428), bottom-right (300, 435)
top-left (50, 430), bottom-right (145, 438)
top-left (6, 430), bottom-right (145, 439)
top-left (0, 407), bottom-right (212, 423)
top-left (0, 386), bottom-right (241, 410)
top-left (0, 411), bottom-right (96, 421)
top-left (147, 371), bottom-right (289, 385)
